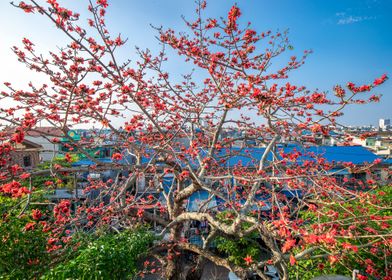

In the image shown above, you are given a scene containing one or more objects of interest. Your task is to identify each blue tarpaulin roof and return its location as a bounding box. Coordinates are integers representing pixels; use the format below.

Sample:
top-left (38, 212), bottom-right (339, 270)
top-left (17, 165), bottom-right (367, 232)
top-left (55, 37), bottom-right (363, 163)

top-left (211, 145), bottom-right (382, 168)
top-left (383, 158), bottom-right (392, 165)
top-left (186, 189), bottom-right (277, 212)
top-left (280, 189), bottom-right (303, 199)
top-left (73, 145), bottom-right (384, 169)
top-left (186, 190), bottom-right (217, 212)
top-left (72, 157), bottom-right (113, 166)
top-left (134, 145), bottom-right (385, 169)
top-left (294, 146), bottom-right (380, 165)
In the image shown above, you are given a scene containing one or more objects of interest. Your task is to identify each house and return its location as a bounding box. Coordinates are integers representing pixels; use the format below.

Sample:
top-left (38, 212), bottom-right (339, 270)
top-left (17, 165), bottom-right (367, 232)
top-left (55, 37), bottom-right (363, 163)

top-left (59, 130), bottom-right (117, 161)
top-left (24, 126), bottom-right (63, 162)
top-left (299, 130), bottom-right (344, 146)
top-left (10, 139), bottom-right (43, 170)
top-left (350, 132), bottom-right (392, 157)
top-left (132, 145), bottom-right (390, 218)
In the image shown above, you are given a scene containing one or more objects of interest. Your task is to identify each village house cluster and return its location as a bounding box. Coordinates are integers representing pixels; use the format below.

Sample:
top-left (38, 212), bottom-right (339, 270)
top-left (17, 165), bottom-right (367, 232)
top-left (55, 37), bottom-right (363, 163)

top-left (9, 120), bottom-right (391, 212)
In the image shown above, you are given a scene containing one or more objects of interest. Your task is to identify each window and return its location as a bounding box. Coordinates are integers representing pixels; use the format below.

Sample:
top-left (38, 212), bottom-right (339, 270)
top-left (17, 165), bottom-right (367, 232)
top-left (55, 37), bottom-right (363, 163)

top-left (353, 172), bottom-right (366, 180)
top-left (103, 148), bottom-right (111, 158)
top-left (334, 174), bottom-right (344, 183)
top-left (23, 155), bottom-right (32, 167)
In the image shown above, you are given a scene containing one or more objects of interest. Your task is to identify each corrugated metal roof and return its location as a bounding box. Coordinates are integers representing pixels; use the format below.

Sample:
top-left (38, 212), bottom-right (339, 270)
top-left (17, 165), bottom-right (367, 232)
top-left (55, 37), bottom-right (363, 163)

top-left (214, 145), bottom-right (382, 167)
top-left (298, 145), bottom-right (380, 165)
top-left (110, 145), bottom-right (386, 169)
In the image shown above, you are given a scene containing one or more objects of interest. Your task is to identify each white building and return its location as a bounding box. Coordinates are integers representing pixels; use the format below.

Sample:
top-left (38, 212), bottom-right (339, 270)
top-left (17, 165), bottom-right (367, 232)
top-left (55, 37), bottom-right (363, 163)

top-left (24, 127), bottom-right (63, 162)
top-left (379, 119), bottom-right (391, 131)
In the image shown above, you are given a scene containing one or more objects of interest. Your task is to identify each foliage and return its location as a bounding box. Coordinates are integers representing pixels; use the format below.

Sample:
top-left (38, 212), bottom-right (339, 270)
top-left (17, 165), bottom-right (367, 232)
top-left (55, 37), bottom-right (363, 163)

top-left (0, 192), bottom-right (154, 279)
top-left (0, 197), bottom-right (50, 279)
top-left (43, 228), bottom-right (155, 280)
top-left (19, 156), bottom-right (78, 194)
top-left (290, 185), bottom-right (392, 279)
top-left (216, 235), bottom-right (262, 266)
top-left (214, 211), bottom-right (262, 266)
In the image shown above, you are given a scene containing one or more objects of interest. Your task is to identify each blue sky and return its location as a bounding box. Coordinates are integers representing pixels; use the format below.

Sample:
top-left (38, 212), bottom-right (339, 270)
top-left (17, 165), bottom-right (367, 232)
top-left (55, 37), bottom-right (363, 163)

top-left (0, 0), bottom-right (390, 126)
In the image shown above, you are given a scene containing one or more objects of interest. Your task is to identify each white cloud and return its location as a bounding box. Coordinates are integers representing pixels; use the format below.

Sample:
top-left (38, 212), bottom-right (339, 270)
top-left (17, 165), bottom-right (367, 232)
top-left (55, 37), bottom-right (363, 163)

top-left (336, 13), bottom-right (376, 25)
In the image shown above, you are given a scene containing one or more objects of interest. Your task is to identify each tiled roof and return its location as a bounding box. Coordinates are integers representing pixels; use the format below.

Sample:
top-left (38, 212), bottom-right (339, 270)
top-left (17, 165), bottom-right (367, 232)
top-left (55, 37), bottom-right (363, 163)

top-left (26, 127), bottom-right (63, 137)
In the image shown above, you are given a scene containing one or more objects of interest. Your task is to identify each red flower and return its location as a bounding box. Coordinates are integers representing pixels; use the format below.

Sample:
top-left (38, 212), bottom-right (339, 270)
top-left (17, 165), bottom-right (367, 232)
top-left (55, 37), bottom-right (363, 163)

top-left (243, 255), bottom-right (253, 265)
top-left (289, 255), bottom-right (296, 266)
top-left (24, 222), bottom-right (35, 231)
top-left (309, 123), bottom-right (321, 133)
top-left (328, 255), bottom-right (339, 265)
top-left (65, 153), bottom-right (72, 163)
top-left (97, 0), bottom-right (108, 8)
top-left (357, 274), bottom-right (368, 280)
top-left (20, 173), bottom-right (31, 179)
top-left (227, 5), bottom-right (241, 32)
top-left (0, 181), bottom-right (30, 197)
top-left (11, 131), bottom-right (24, 143)
top-left (32, 209), bottom-right (42, 220)
top-left (373, 158), bottom-right (382, 164)
top-left (112, 152), bottom-right (122, 161)
top-left (282, 239), bottom-right (296, 253)
top-left (137, 208), bottom-right (144, 218)
top-left (19, 1), bottom-right (34, 13)
top-left (373, 74), bottom-right (387, 86)
top-left (44, 181), bottom-right (54, 186)
top-left (54, 164), bottom-right (62, 170)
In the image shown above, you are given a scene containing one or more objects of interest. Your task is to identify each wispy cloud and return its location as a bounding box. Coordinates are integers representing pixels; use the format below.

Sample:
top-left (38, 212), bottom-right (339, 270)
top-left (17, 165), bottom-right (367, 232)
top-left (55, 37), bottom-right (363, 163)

top-left (335, 12), bottom-right (376, 25)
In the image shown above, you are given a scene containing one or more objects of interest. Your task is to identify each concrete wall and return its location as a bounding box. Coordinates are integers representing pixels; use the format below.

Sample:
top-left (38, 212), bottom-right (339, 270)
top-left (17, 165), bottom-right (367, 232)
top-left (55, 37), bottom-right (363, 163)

top-left (10, 150), bottom-right (40, 170)
top-left (25, 136), bottom-right (59, 162)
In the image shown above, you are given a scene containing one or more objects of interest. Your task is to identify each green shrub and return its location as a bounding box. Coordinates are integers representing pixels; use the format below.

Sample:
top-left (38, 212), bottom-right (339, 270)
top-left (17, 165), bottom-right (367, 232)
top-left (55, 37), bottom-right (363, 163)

top-left (289, 185), bottom-right (392, 279)
top-left (43, 228), bottom-right (155, 280)
top-left (0, 197), bottom-right (50, 279)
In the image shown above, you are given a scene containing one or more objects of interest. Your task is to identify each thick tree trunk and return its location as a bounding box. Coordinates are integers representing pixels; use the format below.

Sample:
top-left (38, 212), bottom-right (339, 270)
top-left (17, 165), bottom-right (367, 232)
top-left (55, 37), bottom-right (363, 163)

top-left (166, 200), bottom-right (184, 280)
top-left (185, 257), bottom-right (206, 280)
top-left (166, 255), bottom-right (183, 280)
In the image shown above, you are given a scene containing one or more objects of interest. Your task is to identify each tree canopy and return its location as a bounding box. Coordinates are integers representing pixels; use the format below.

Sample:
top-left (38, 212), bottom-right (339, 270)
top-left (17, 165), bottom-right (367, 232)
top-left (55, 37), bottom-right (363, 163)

top-left (0, 1), bottom-right (390, 279)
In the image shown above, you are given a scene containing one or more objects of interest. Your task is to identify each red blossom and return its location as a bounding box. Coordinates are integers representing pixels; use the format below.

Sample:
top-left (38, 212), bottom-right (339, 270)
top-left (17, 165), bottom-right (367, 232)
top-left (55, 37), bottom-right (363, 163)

top-left (54, 164), bottom-right (62, 170)
top-left (19, 1), bottom-right (35, 13)
top-left (20, 173), bottom-right (31, 179)
top-left (227, 5), bottom-right (241, 32)
top-left (137, 208), bottom-right (144, 218)
top-left (373, 74), bottom-right (388, 86)
top-left (24, 222), bottom-right (36, 231)
top-left (282, 239), bottom-right (296, 253)
top-left (112, 152), bottom-right (122, 161)
top-left (11, 130), bottom-right (25, 143)
top-left (0, 181), bottom-right (30, 197)
top-left (243, 255), bottom-right (253, 265)
top-left (65, 153), bottom-right (72, 162)
top-left (357, 274), bottom-right (368, 280)
top-left (289, 255), bottom-right (296, 266)
top-left (32, 209), bottom-right (43, 220)
top-left (97, 0), bottom-right (109, 8)
top-left (328, 255), bottom-right (339, 265)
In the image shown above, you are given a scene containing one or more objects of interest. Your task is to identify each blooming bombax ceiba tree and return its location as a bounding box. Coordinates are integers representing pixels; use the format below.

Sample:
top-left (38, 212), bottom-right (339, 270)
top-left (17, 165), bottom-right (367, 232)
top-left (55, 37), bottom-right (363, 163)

top-left (0, 0), bottom-right (391, 279)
